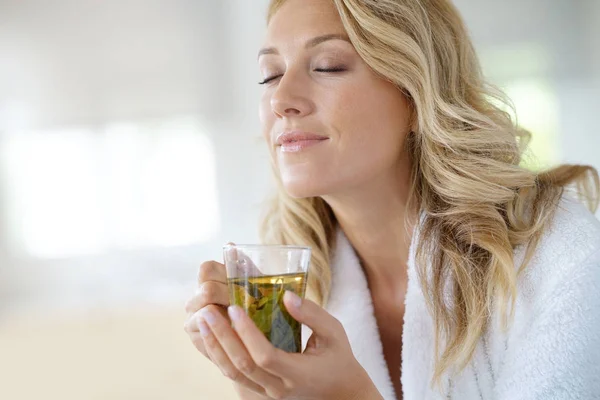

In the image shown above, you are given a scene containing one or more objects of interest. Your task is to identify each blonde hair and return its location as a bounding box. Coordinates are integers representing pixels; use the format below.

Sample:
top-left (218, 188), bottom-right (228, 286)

top-left (260, 0), bottom-right (599, 389)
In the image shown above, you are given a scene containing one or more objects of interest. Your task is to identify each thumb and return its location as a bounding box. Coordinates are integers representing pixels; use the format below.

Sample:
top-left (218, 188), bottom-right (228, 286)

top-left (283, 290), bottom-right (342, 342)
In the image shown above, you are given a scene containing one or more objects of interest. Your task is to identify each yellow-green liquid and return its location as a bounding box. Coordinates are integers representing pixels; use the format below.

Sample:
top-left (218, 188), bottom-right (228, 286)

top-left (227, 272), bottom-right (307, 353)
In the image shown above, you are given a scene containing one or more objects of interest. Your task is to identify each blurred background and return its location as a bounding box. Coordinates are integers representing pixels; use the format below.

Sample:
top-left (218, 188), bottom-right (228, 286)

top-left (0, 0), bottom-right (598, 399)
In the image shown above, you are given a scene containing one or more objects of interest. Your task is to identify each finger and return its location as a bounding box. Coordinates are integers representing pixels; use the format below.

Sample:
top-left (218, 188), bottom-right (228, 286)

top-left (201, 305), bottom-right (286, 398)
top-left (223, 245), bottom-right (263, 276)
top-left (198, 261), bottom-right (226, 286)
top-left (183, 310), bottom-right (210, 359)
top-left (198, 316), bottom-right (267, 396)
top-left (185, 281), bottom-right (230, 314)
top-left (283, 290), bottom-right (342, 342)
top-left (184, 309), bottom-right (202, 333)
top-left (228, 304), bottom-right (300, 380)
top-left (187, 330), bottom-right (211, 360)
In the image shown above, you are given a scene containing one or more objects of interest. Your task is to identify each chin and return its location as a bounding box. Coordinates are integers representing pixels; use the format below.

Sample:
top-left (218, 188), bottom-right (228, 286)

top-left (280, 176), bottom-right (329, 199)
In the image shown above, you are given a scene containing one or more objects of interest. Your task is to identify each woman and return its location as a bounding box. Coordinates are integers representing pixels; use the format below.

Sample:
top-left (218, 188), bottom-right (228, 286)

top-left (184, 0), bottom-right (600, 399)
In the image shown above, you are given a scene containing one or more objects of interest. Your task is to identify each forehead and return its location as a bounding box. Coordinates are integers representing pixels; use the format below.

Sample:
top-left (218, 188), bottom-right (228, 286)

top-left (264, 0), bottom-right (346, 47)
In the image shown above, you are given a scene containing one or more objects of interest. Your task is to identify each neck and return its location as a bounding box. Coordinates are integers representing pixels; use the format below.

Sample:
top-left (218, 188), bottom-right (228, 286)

top-left (322, 167), bottom-right (417, 289)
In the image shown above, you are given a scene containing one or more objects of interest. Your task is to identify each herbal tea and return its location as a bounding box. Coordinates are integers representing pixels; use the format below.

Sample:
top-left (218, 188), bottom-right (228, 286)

top-left (227, 272), bottom-right (307, 353)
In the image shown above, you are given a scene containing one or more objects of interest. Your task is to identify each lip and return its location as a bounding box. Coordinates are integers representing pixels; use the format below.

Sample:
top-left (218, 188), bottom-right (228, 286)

top-left (276, 130), bottom-right (329, 153)
top-left (275, 130), bottom-right (329, 153)
top-left (276, 131), bottom-right (329, 145)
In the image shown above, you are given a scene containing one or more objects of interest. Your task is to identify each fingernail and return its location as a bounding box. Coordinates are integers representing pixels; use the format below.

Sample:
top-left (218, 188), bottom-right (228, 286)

top-left (202, 309), bottom-right (217, 326)
top-left (284, 291), bottom-right (302, 309)
top-left (228, 305), bottom-right (243, 322)
top-left (198, 319), bottom-right (210, 337)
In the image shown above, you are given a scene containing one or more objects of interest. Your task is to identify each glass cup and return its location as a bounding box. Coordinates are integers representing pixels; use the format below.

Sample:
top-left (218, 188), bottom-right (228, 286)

top-left (223, 244), bottom-right (311, 353)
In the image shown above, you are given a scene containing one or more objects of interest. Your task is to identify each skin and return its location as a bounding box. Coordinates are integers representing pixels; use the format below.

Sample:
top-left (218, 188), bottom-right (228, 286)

top-left (185, 0), bottom-right (416, 398)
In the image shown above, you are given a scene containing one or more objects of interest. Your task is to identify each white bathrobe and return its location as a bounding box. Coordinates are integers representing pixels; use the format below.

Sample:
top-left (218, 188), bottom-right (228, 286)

top-left (302, 195), bottom-right (600, 399)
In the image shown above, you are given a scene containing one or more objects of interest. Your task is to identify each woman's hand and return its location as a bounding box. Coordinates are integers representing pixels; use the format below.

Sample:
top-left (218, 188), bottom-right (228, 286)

top-left (194, 283), bottom-right (381, 398)
top-left (184, 259), bottom-right (382, 400)
top-left (184, 260), bottom-right (271, 396)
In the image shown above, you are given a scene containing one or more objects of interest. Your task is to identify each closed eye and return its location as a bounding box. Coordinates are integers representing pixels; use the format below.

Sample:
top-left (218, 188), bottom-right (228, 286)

top-left (258, 67), bottom-right (347, 85)
top-left (314, 67), bottom-right (346, 73)
top-left (258, 74), bottom-right (282, 85)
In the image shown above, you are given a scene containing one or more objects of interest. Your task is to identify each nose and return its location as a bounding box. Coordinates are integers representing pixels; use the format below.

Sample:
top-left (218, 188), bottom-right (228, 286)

top-left (270, 71), bottom-right (314, 119)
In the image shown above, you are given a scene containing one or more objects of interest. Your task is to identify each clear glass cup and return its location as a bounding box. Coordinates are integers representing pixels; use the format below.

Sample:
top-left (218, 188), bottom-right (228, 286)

top-left (223, 244), bottom-right (311, 353)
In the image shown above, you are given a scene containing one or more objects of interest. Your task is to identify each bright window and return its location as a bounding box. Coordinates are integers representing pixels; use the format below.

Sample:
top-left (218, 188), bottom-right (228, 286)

top-left (1, 116), bottom-right (220, 259)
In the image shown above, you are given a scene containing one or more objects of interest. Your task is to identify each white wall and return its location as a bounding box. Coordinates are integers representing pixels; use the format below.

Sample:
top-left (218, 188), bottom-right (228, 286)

top-left (0, 0), bottom-right (227, 128)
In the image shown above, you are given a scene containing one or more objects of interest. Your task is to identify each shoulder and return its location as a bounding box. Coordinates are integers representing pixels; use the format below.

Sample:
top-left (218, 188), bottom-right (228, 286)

top-left (544, 194), bottom-right (600, 258)
top-left (514, 194), bottom-right (600, 302)
top-left (492, 195), bottom-right (600, 397)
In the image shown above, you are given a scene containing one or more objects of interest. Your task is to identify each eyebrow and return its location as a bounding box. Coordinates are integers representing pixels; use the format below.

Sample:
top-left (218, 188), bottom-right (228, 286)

top-left (257, 33), bottom-right (351, 59)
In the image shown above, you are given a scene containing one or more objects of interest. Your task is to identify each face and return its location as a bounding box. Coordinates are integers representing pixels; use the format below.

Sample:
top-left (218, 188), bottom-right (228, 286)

top-left (258, 0), bottom-right (412, 199)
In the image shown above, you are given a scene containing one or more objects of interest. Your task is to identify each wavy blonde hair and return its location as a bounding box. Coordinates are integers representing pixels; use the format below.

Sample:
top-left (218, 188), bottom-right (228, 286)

top-left (260, 0), bottom-right (599, 388)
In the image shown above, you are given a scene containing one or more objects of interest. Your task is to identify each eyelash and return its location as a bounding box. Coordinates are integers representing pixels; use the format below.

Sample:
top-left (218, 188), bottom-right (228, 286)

top-left (258, 67), bottom-right (346, 85)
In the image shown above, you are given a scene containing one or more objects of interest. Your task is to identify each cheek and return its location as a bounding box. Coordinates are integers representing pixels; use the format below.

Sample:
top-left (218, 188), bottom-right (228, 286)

top-left (344, 83), bottom-right (408, 134)
top-left (330, 83), bottom-right (409, 171)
